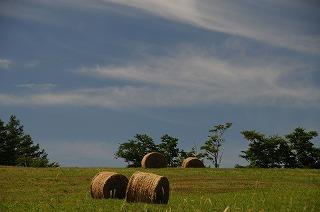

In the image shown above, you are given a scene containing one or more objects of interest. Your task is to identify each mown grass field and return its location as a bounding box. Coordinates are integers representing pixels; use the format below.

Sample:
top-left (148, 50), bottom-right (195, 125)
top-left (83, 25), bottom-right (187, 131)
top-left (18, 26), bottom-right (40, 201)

top-left (0, 167), bottom-right (320, 211)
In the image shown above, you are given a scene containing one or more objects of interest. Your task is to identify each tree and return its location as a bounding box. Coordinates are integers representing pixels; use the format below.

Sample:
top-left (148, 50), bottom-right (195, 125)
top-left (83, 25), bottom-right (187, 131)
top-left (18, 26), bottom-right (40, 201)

top-left (0, 118), bottom-right (7, 165)
top-left (115, 134), bottom-right (158, 167)
top-left (158, 134), bottom-right (181, 167)
top-left (2, 115), bottom-right (25, 165)
top-left (0, 115), bottom-right (58, 167)
top-left (115, 133), bottom-right (196, 167)
top-left (286, 128), bottom-right (319, 168)
top-left (241, 128), bottom-right (320, 168)
top-left (201, 122), bottom-right (232, 168)
top-left (240, 130), bottom-right (293, 168)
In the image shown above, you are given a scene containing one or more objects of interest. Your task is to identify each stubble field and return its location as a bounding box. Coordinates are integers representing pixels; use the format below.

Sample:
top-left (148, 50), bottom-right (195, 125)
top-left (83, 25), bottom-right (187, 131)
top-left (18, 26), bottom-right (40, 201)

top-left (0, 167), bottom-right (319, 211)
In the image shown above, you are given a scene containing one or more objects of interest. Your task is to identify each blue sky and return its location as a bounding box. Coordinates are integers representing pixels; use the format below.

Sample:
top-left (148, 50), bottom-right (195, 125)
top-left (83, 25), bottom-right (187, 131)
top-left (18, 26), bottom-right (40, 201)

top-left (0, 0), bottom-right (319, 167)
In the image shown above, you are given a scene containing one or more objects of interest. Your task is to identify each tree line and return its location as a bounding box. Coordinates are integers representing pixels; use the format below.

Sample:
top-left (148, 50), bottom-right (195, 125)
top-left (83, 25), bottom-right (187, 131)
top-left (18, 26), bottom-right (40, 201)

top-left (1, 115), bottom-right (319, 169)
top-left (241, 128), bottom-right (320, 168)
top-left (115, 123), bottom-right (233, 168)
top-left (116, 123), bottom-right (320, 169)
top-left (0, 115), bottom-right (58, 167)
top-left (115, 134), bottom-right (197, 167)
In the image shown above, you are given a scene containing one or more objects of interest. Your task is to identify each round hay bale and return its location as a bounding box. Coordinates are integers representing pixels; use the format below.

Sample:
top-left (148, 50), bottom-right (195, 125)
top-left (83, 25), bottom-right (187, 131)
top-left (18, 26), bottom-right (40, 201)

top-left (182, 157), bottom-right (204, 168)
top-left (90, 171), bottom-right (128, 199)
top-left (125, 171), bottom-right (169, 204)
top-left (141, 152), bottom-right (167, 168)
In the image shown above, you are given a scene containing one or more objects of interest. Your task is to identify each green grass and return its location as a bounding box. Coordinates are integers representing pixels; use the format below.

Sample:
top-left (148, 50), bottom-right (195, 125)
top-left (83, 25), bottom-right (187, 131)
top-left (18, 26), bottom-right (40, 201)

top-left (0, 167), bottom-right (320, 211)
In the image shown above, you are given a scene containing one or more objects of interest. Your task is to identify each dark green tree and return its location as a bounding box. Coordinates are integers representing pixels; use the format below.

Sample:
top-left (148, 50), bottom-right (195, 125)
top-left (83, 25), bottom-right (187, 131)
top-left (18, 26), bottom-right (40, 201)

top-left (115, 134), bottom-right (158, 167)
top-left (286, 128), bottom-right (319, 168)
top-left (240, 130), bottom-right (293, 168)
top-left (158, 134), bottom-right (181, 167)
top-left (0, 118), bottom-right (7, 165)
top-left (201, 122), bottom-right (232, 168)
top-left (115, 133), bottom-right (199, 167)
top-left (3, 115), bottom-right (24, 165)
top-left (241, 128), bottom-right (319, 168)
top-left (0, 115), bottom-right (58, 167)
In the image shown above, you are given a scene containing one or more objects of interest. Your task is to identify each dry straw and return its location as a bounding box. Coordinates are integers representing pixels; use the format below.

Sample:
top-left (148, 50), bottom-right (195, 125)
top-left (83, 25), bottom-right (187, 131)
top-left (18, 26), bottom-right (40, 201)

top-left (125, 171), bottom-right (169, 204)
top-left (182, 157), bottom-right (204, 168)
top-left (90, 171), bottom-right (128, 199)
top-left (141, 152), bottom-right (167, 168)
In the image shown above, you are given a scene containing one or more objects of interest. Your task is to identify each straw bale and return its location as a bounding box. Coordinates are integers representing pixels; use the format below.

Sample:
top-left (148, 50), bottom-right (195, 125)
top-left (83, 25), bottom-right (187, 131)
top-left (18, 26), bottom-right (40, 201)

top-left (141, 152), bottom-right (167, 168)
top-left (125, 171), bottom-right (169, 204)
top-left (182, 157), bottom-right (204, 168)
top-left (90, 171), bottom-right (128, 199)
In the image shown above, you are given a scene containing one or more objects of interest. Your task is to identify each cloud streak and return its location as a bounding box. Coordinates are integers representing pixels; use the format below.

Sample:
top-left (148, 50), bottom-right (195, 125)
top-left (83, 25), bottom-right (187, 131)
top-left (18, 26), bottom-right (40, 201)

top-left (0, 58), bottom-right (11, 69)
top-left (2, 0), bottom-right (319, 54)
top-left (1, 50), bottom-right (319, 108)
top-left (105, 0), bottom-right (320, 54)
top-left (17, 83), bottom-right (56, 90)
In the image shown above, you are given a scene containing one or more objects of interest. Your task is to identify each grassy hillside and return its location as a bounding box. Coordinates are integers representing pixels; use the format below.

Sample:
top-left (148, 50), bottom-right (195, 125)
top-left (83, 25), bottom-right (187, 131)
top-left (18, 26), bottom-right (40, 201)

top-left (0, 167), bottom-right (320, 211)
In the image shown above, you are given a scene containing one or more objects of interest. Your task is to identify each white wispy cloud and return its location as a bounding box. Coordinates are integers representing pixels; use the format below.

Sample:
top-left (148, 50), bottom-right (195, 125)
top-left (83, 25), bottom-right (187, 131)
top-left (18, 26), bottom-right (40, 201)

top-left (17, 83), bottom-right (56, 90)
top-left (104, 0), bottom-right (320, 54)
top-left (0, 49), bottom-right (319, 108)
top-left (0, 58), bottom-right (11, 69)
top-left (2, 0), bottom-right (318, 53)
top-left (25, 60), bottom-right (40, 68)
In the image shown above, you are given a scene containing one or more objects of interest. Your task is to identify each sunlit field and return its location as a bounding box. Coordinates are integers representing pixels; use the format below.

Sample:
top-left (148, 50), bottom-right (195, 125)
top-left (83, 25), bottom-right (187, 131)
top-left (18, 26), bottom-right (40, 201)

top-left (1, 167), bottom-right (320, 211)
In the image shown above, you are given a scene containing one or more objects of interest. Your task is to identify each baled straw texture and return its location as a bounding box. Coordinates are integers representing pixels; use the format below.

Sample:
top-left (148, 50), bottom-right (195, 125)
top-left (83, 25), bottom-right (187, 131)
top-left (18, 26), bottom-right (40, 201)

top-left (125, 171), bottom-right (169, 204)
top-left (90, 171), bottom-right (128, 199)
top-left (141, 152), bottom-right (167, 168)
top-left (182, 157), bottom-right (204, 168)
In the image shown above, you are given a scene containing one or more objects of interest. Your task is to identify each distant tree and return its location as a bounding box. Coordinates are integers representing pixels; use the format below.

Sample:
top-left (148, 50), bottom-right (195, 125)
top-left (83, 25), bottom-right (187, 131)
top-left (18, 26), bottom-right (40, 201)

top-left (241, 128), bottom-right (320, 168)
top-left (286, 128), bottom-right (319, 168)
top-left (0, 118), bottom-right (7, 165)
top-left (158, 134), bottom-right (181, 167)
top-left (201, 122), bottom-right (232, 168)
top-left (0, 115), bottom-right (58, 167)
top-left (115, 133), bottom-right (199, 167)
top-left (115, 134), bottom-right (158, 167)
top-left (240, 130), bottom-right (293, 168)
top-left (2, 116), bottom-right (22, 165)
